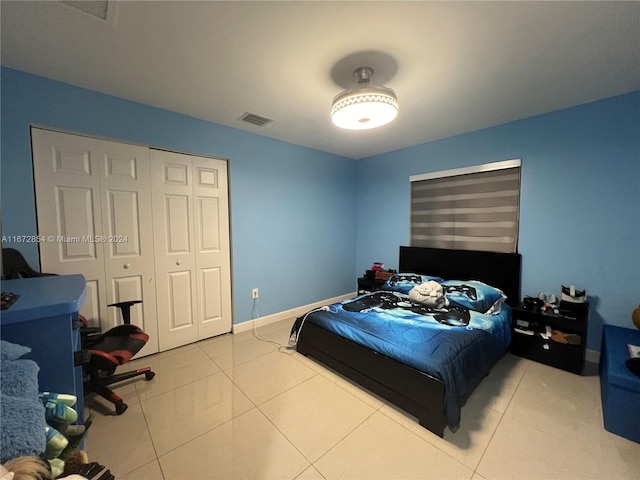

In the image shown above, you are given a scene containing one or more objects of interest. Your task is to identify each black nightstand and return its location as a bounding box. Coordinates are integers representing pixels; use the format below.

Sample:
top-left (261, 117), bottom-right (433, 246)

top-left (510, 301), bottom-right (588, 374)
top-left (357, 277), bottom-right (386, 295)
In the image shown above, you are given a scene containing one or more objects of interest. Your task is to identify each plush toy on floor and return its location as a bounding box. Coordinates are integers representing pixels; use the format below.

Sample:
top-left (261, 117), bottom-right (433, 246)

top-left (1, 456), bottom-right (51, 480)
top-left (37, 391), bottom-right (98, 478)
top-left (0, 453), bottom-right (113, 480)
top-left (40, 392), bottom-right (80, 471)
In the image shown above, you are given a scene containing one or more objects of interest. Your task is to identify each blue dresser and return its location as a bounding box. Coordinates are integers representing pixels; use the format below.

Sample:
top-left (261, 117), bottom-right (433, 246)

top-left (1, 274), bottom-right (86, 420)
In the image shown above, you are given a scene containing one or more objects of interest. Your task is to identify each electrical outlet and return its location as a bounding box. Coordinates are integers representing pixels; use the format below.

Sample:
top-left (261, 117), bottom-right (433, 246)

top-left (252, 288), bottom-right (259, 299)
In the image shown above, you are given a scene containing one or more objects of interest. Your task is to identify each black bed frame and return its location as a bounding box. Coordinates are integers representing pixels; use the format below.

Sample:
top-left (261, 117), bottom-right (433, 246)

top-left (296, 246), bottom-right (521, 437)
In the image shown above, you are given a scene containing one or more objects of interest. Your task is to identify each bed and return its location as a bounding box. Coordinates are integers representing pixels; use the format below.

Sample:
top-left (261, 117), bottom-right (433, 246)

top-left (292, 246), bottom-right (521, 437)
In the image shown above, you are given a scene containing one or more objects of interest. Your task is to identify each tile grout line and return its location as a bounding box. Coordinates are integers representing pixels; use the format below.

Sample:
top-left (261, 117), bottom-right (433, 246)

top-left (125, 379), bottom-right (165, 479)
top-left (375, 406), bottom-right (473, 476)
top-left (308, 407), bottom-right (380, 477)
top-left (472, 358), bottom-right (532, 478)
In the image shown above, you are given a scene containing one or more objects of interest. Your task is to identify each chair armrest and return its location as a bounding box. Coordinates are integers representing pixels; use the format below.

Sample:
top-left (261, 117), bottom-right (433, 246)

top-left (107, 300), bottom-right (142, 325)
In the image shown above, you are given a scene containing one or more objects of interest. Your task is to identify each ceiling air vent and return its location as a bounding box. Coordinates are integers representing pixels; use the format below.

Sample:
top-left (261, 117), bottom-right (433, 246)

top-left (239, 112), bottom-right (273, 127)
top-left (61, 1), bottom-right (111, 21)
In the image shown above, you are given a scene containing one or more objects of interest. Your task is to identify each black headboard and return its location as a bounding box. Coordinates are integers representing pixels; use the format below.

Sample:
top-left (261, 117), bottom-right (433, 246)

top-left (399, 246), bottom-right (522, 306)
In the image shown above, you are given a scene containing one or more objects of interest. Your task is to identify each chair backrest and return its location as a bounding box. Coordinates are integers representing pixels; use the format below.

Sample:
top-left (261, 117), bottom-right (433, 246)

top-left (1, 248), bottom-right (53, 279)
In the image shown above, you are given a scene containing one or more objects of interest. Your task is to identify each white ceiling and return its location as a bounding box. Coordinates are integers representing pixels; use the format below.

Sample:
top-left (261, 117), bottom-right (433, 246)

top-left (1, 1), bottom-right (639, 159)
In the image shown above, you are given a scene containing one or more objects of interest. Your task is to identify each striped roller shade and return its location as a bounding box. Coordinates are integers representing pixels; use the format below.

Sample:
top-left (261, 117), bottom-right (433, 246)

top-left (410, 160), bottom-right (521, 253)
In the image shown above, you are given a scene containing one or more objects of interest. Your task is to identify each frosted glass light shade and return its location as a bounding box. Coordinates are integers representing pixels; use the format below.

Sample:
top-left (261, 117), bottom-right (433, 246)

top-left (331, 85), bottom-right (398, 130)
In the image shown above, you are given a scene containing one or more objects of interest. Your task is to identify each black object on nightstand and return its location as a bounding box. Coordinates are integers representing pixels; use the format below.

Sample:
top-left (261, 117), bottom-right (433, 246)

top-left (357, 277), bottom-right (386, 295)
top-left (510, 301), bottom-right (589, 374)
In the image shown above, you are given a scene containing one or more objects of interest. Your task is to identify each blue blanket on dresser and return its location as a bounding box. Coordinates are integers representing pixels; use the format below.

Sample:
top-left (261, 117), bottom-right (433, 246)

top-left (0, 340), bottom-right (46, 463)
top-left (291, 291), bottom-right (511, 431)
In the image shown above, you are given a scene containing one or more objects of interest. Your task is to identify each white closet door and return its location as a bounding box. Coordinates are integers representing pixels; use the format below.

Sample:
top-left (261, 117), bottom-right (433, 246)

top-left (97, 140), bottom-right (158, 357)
top-left (32, 129), bottom-right (108, 327)
top-left (150, 150), bottom-right (198, 350)
top-left (151, 150), bottom-right (232, 350)
top-left (32, 128), bottom-right (159, 356)
top-left (192, 155), bottom-right (232, 339)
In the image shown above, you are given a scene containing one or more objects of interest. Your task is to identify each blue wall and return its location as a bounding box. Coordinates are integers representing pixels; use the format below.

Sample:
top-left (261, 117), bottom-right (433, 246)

top-left (357, 92), bottom-right (640, 350)
top-left (0, 67), bottom-right (357, 324)
top-left (3, 67), bottom-right (638, 351)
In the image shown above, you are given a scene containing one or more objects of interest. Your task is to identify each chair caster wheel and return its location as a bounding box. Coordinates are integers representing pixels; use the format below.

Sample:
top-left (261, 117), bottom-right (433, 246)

top-left (145, 371), bottom-right (155, 381)
top-left (115, 401), bottom-right (128, 415)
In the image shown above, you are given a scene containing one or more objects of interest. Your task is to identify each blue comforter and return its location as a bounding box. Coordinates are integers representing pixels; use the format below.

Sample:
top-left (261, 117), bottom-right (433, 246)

top-left (291, 291), bottom-right (511, 431)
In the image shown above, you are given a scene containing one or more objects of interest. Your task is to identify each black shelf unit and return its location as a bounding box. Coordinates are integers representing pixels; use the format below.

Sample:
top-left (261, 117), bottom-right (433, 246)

top-left (356, 276), bottom-right (387, 295)
top-left (510, 301), bottom-right (589, 374)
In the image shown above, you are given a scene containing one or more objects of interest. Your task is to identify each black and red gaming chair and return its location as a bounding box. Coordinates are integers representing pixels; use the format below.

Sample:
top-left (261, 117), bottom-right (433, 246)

top-left (2, 247), bottom-right (56, 279)
top-left (83, 300), bottom-right (155, 415)
top-left (2, 247), bottom-right (155, 415)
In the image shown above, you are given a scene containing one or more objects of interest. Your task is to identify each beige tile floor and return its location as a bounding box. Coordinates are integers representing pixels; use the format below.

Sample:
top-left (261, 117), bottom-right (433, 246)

top-left (84, 319), bottom-right (640, 479)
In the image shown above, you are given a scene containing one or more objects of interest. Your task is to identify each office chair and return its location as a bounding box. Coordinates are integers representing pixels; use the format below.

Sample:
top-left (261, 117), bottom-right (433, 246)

top-left (2, 247), bottom-right (56, 279)
top-left (83, 300), bottom-right (155, 415)
top-left (2, 247), bottom-right (155, 414)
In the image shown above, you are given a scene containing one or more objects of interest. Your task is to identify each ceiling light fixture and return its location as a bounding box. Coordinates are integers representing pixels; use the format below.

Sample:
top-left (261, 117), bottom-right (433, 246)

top-left (331, 66), bottom-right (398, 130)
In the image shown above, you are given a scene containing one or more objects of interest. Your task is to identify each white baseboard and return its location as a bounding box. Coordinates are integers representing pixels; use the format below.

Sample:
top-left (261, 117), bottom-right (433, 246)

top-left (586, 348), bottom-right (600, 365)
top-left (232, 292), bottom-right (357, 334)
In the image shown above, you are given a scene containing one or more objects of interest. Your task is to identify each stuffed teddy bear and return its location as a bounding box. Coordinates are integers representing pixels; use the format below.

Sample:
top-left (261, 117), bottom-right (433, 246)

top-left (1, 452), bottom-right (113, 480)
top-left (408, 280), bottom-right (450, 309)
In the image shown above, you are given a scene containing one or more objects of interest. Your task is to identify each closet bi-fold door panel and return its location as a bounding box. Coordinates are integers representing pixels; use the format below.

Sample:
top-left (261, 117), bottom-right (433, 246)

top-left (31, 128), bottom-right (159, 357)
top-left (191, 154), bottom-right (232, 341)
top-left (150, 150), bottom-right (232, 351)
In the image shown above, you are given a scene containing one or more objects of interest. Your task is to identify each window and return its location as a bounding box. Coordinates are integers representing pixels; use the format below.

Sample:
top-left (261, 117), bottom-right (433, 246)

top-left (409, 159), bottom-right (521, 253)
